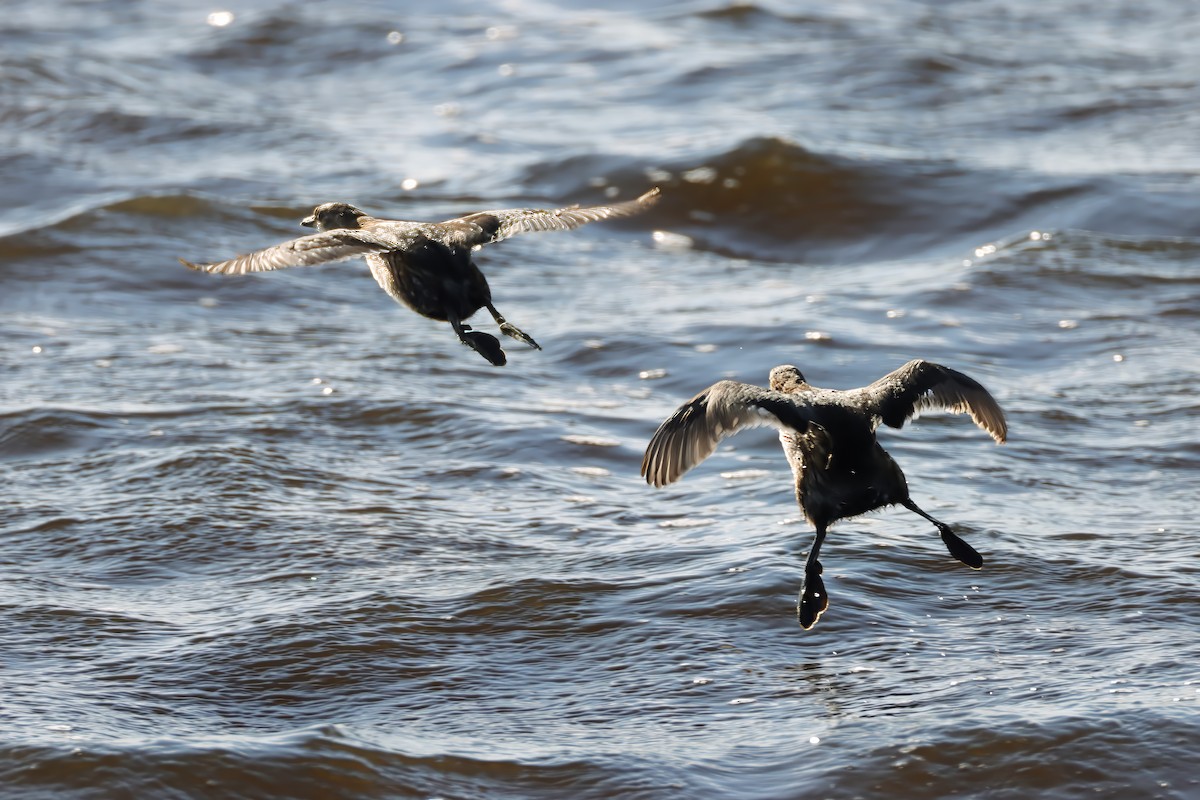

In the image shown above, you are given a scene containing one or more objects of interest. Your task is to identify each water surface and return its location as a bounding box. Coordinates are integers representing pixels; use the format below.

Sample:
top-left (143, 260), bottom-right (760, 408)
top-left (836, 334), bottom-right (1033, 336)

top-left (2, 1), bottom-right (1198, 798)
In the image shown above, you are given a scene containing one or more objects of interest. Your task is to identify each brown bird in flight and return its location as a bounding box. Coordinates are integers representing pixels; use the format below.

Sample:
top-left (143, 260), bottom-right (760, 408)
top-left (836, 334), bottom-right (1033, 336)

top-left (641, 360), bottom-right (1007, 630)
top-left (181, 188), bottom-right (660, 366)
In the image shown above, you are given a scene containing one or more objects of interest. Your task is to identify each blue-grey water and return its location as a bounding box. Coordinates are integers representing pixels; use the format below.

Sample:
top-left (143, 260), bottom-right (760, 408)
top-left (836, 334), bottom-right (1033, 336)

top-left (2, 1), bottom-right (1198, 798)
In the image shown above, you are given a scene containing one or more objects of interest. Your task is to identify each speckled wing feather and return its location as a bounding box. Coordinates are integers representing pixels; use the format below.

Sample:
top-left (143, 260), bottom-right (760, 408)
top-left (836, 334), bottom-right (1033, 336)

top-left (642, 380), bottom-right (814, 488)
top-left (448, 187), bottom-right (661, 247)
top-left (861, 360), bottom-right (1007, 443)
top-left (179, 229), bottom-right (395, 275)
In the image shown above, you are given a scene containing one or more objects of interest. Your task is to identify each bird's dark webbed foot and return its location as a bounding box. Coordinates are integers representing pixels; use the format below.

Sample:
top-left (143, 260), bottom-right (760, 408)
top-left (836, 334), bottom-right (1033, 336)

top-left (499, 321), bottom-right (541, 350)
top-left (798, 560), bottom-right (829, 630)
top-left (448, 315), bottom-right (507, 366)
top-left (939, 524), bottom-right (984, 570)
top-left (902, 498), bottom-right (984, 570)
top-left (459, 324), bottom-right (507, 367)
top-left (486, 303), bottom-right (541, 350)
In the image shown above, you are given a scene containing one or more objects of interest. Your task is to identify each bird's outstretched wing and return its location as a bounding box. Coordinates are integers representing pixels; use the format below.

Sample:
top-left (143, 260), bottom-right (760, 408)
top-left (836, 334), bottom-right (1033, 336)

top-left (642, 380), bottom-right (814, 488)
top-left (446, 187), bottom-right (661, 247)
top-left (179, 229), bottom-right (394, 275)
top-left (859, 360), bottom-right (1007, 443)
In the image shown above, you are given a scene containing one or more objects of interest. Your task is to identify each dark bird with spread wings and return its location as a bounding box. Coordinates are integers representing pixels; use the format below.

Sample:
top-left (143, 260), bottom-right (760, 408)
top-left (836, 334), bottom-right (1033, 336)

top-left (181, 188), bottom-right (660, 366)
top-left (641, 360), bottom-right (1007, 630)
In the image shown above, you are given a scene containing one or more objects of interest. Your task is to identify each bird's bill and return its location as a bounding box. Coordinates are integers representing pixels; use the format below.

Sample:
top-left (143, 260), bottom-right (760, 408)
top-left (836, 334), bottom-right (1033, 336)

top-left (300, 215), bottom-right (316, 228)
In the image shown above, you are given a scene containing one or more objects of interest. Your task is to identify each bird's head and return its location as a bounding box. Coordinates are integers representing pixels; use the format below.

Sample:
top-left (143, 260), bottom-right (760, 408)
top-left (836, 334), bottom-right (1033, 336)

top-left (769, 364), bottom-right (808, 393)
top-left (301, 202), bottom-right (367, 231)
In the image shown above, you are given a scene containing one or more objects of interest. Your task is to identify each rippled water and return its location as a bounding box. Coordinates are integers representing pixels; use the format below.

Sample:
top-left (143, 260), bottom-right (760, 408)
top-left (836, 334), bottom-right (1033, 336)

top-left (2, 1), bottom-right (1198, 798)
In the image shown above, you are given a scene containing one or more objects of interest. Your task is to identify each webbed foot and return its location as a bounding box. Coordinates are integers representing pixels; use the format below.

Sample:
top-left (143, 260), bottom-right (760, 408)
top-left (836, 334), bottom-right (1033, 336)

top-left (461, 327), bottom-right (506, 366)
top-left (940, 525), bottom-right (983, 570)
top-left (798, 561), bottom-right (829, 630)
top-left (499, 321), bottom-right (541, 350)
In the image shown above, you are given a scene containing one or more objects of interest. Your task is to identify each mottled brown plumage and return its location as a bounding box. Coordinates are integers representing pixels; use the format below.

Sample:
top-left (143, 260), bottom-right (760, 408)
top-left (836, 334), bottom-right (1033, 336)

top-left (642, 360), bottom-right (1007, 629)
top-left (181, 188), bottom-right (660, 365)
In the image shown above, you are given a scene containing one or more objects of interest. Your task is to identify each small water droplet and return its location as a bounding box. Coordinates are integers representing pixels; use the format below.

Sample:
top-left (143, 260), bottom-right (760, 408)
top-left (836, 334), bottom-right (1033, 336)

top-left (651, 230), bottom-right (693, 250)
top-left (571, 466), bottom-right (611, 478)
top-left (485, 25), bottom-right (517, 40)
top-left (562, 434), bottom-right (621, 447)
top-left (719, 469), bottom-right (772, 481)
top-left (682, 166), bottom-right (717, 184)
top-left (659, 518), bottom-right (711, 529)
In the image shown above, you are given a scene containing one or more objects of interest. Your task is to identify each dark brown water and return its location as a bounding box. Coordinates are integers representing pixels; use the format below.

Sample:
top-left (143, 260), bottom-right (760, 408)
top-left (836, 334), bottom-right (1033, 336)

top-left (2, 1), bottom-right (1198, 798)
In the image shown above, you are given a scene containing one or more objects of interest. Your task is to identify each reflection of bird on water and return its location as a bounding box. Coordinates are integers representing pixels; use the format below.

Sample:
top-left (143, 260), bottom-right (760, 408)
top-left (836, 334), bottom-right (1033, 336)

top-left (641, 360), bottom-right (1007, 630)
top-left (181, 188), bottom-right (661, 366)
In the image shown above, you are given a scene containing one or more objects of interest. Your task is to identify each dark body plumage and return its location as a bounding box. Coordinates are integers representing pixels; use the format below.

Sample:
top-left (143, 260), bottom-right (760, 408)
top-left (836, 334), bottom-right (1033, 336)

top-left (181, 188), bottom-right (660, 366)
top-left (641, 360), bottom-right (1007, 629)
